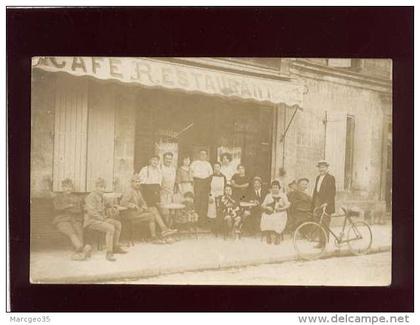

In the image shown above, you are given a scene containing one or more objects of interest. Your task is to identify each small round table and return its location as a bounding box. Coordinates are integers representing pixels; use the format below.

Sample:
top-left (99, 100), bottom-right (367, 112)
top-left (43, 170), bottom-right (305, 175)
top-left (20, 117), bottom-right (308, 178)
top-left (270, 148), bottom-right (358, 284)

top-left (239, 201), bottom-right (258, 208)
top-left (161, 203), bottom-right (186, 228)
top-left (235, 201), bottom-right (259, 238)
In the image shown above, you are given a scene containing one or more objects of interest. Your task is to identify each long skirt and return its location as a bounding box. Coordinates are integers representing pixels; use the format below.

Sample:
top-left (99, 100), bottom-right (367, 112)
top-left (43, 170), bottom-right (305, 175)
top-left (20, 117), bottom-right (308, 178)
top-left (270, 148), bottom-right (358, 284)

top-left (260, 211), bottom-right (288, 235)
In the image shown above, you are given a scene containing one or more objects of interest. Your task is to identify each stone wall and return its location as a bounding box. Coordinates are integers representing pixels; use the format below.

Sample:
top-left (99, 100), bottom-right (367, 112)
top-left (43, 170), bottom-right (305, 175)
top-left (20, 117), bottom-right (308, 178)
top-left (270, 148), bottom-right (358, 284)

top-left (283, 63), bottom-right (391, 211)
top-left (31, 71), bottom-right (56, 198)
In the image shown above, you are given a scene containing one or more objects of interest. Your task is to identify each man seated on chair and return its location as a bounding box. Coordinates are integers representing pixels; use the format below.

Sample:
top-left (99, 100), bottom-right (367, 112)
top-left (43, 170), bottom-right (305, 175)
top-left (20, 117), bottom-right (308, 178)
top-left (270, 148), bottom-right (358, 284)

top-left (243, 176), bottom-right (268, 236)
top-left (120, 175), bottom-right (177, 244)
top-left (288, 178), bottom-right (313, 231)
top-left (84, 177), bottom-right (127, 262)
top-left (53, 178), bottom-right (92, 261)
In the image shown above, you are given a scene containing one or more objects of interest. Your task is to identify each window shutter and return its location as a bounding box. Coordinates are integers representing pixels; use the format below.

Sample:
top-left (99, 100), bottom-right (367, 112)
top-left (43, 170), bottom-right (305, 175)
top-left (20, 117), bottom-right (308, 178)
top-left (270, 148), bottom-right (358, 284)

top-left (324, 111), bottom-right (347, 191)
top-left (86, 83), bottom-right (116, 192)
top-left (53, 77), bottom-right (88, 192)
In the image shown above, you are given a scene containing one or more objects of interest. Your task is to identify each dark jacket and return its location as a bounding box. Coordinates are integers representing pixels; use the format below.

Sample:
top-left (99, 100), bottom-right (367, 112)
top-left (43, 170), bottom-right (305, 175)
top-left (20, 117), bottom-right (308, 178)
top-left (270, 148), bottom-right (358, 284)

top-left (312, 173), bottom-right (336, 214)
top-left (246, 186), bottom-right (269, 205)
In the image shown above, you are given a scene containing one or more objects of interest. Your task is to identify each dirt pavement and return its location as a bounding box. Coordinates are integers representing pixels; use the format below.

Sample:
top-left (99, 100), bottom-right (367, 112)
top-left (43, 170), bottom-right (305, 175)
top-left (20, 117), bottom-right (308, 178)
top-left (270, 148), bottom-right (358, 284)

top-left (111, 251), bottom-right (391, 286)
top-left (30, 223), bottom-right (392, 284)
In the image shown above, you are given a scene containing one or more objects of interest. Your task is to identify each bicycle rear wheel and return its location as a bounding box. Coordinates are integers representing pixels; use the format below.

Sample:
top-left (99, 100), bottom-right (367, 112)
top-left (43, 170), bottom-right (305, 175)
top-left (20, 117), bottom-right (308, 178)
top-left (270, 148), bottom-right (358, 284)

top-left (346, 221), bottom-right (373, 255)
top-left (293, 221), bottom-right (327, 260)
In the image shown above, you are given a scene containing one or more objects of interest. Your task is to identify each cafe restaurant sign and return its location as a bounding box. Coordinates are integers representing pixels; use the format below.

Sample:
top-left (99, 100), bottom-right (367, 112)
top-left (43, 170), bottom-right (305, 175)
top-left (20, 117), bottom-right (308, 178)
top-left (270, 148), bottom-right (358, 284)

top-left (32, 56), bottom-right (303, 107)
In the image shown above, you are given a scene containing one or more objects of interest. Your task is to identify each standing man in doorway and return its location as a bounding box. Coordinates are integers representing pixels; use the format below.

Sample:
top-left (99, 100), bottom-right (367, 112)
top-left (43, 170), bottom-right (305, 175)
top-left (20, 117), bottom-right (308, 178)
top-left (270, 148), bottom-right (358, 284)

top-left (138, 155), bottom-right (162, 208)
top-left (160, 152), bottom-right (177, 224)
top-left (312, 160), bottom-right (336, 247)
top-left (190, 150), bottom-right (213, 227)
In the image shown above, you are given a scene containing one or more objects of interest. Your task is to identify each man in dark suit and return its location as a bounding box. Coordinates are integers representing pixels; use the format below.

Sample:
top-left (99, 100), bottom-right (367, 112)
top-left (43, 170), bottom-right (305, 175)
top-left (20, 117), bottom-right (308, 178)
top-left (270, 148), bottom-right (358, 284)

top-left (312, 160), bottom-right (336, 246)
top-left (243, 176), bottom-right (268, 235)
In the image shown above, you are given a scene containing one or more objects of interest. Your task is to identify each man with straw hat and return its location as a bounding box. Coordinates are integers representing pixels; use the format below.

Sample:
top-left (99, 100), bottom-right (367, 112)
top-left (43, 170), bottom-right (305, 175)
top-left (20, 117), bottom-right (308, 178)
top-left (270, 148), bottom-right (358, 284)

top-left (312, 160), bottom-right (336, 247)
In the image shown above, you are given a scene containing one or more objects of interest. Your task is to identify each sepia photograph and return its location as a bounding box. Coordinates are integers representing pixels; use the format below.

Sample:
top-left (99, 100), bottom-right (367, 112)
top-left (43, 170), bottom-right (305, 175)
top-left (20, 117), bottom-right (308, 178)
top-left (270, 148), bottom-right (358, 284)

top-left (28, 56), bottom-right (393, 286)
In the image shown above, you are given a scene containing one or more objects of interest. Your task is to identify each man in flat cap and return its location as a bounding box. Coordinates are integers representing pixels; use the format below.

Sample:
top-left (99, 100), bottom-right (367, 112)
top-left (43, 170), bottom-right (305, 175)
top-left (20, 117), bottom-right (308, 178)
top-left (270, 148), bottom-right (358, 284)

top-left (312, 160), bottom-right (336, 247)
top-left (84, 177), bottom-right (126, 261)
top-left (288, 178), bottom-right (313, 231)
top-left (53, 178), bottom-right (92, 261)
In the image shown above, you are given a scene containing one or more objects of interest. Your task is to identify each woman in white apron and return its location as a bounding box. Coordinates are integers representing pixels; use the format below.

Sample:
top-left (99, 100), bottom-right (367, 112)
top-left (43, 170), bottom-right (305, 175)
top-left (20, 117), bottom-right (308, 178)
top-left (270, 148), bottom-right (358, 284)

top-left (260, 180), bottom-right (290, 245)
top-left (207, 162), bottom-right (227, 232)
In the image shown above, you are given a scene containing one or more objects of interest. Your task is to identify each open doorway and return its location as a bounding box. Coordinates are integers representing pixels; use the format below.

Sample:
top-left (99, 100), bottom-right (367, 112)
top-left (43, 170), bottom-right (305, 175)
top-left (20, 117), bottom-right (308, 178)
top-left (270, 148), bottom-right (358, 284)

top-left (133, 88), bottom-right (274, 184)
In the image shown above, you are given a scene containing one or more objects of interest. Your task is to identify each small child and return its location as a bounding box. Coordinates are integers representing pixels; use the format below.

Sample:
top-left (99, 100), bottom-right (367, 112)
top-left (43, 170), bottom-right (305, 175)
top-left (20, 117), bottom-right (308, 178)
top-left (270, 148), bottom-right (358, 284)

top-left (175, 192), bottom-right (199, 231)
top-left (220, 185), bottom-right (242, 238)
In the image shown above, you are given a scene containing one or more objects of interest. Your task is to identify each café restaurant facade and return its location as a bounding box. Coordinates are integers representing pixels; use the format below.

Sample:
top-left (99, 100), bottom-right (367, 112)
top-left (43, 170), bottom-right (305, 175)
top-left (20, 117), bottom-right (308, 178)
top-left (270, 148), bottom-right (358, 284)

top-left (30, 57), bottom-right (304, 245)
top-left (31, 57), bottom-right (392, 247)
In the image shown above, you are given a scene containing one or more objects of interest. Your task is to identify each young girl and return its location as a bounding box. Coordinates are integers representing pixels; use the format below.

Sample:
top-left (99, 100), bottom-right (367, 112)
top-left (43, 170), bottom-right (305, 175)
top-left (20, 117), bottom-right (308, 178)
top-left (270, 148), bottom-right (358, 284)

top-left (260, 181), bottom-right (290, 245)
top-left (219, 185), bottom-right (242, 238)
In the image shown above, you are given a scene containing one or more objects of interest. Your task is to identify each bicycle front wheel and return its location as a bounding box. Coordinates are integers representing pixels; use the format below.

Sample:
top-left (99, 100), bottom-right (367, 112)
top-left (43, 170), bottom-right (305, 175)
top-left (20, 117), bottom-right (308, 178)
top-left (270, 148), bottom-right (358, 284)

top-left (293, 221), bottom-right (327, 260)
top-left (346, 221), bottom-right (373, 255)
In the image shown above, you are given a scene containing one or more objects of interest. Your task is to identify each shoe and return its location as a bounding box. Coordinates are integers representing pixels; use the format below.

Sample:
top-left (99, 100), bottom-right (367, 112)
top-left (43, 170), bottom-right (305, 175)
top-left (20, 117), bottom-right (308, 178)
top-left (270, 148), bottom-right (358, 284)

top-left (161, 228), bottom-right (178, 237)
top-left (113, 246), bottom-right (128, 254)
top-left (164, 237), bottom-right (176, 244)
top-left (82, 244), bottom-right (92, 258)
top-left (151, 238), bottom-right (167, 245)
top-left (106, 252), bottom-right (116, 262)
top-left (71, 252), bottom-right (86, 261)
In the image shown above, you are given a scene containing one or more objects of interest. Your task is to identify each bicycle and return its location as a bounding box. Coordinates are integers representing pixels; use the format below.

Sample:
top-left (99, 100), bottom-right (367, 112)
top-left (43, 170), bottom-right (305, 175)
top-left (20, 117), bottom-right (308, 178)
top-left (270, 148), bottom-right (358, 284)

top-left (293, 204), bottom-right (373, 260)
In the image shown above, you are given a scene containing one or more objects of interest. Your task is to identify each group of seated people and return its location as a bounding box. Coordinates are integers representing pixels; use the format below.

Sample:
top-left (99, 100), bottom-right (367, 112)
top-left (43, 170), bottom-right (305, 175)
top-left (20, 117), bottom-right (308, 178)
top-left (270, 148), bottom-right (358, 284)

top-left (52, 152), bottom-right (314, 262)
top-left (53, 177), bottom-right (179, 262)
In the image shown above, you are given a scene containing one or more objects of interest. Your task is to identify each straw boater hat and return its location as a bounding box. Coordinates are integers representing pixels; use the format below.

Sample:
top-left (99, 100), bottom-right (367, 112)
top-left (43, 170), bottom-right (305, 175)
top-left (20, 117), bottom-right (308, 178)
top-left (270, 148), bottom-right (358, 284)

top-left (316, 160), bottom-right (329, 167)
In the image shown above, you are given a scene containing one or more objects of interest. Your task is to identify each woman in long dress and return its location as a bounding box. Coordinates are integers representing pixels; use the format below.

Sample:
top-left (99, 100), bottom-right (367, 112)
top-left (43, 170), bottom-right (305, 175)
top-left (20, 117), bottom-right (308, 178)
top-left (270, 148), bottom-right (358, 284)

top-left (176, 155), bottom-right (194, 195)
top-left (260, 180), bottom-right (290, 245)
top-left (231, 164), bottom-right (250, 202)
top-left (220, 152), bottom-right (236, 184)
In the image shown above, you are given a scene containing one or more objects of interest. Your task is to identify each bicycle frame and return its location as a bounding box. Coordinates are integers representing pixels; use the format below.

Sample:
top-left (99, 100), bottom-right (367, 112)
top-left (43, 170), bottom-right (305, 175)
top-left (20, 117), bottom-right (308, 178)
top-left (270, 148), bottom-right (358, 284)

top-left (318, 206), bottom-right (362, 245)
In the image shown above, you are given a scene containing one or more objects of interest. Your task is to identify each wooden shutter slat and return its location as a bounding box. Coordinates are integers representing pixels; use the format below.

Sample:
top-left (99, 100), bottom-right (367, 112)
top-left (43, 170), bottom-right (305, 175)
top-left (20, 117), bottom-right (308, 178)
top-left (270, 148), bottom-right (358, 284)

top-left (325, 111), bottom-right (347, 191)
top-left (53, 77), bottom-right (88, 192)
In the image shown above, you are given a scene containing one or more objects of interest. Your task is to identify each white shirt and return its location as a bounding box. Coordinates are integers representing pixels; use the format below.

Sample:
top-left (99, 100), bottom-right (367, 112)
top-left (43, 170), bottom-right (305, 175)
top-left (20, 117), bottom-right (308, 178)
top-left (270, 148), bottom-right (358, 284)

top-left (316, 174), bottom-right (326, 192)
top-left (190, 160), bottom-right (213, 179)
top-left (138, 166), bottom-right (162, 185)
top-left (220, 164), bottom-right (236, 183)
